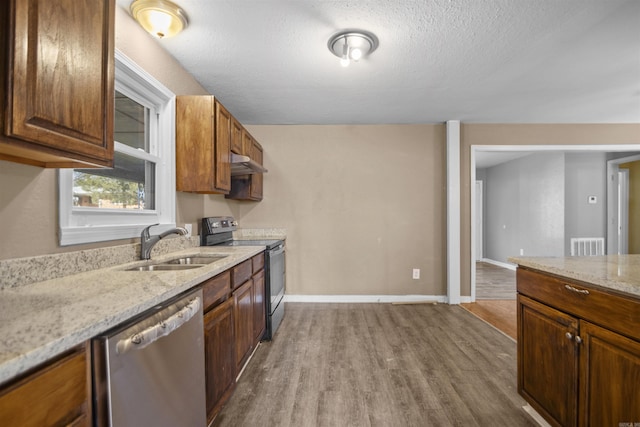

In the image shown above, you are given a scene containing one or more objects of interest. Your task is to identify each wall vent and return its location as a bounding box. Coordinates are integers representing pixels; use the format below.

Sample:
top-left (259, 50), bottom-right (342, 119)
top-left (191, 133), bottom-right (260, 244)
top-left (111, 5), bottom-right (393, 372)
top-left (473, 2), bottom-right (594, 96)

top-left (570, 237), bottom-right (605, 256)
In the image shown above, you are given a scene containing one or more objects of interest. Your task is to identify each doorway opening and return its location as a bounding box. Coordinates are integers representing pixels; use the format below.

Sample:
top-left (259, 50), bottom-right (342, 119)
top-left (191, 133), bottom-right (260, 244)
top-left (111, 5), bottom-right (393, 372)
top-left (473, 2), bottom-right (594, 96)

top-left (469, 145), bottom-right (640, 303)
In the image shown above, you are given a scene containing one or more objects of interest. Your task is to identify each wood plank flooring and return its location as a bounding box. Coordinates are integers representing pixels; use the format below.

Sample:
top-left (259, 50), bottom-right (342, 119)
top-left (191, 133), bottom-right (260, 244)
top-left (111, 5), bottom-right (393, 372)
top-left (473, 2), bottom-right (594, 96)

top-left (460, 300), bottom-right (518, 340)
top-left (213, 303), bottom-right (534, 427)
top-left (468, 262), bottom-right (518, 340)
top-left (476, 262), bottom-right (516, 300)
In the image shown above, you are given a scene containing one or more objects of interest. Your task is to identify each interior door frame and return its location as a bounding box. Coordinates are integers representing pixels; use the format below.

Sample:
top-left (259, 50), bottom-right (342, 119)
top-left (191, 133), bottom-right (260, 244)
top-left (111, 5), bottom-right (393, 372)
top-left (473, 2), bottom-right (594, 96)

top-left (606, 154), bottom-right (640, 254)
top-left (468, 144), bottom-right (640, 303)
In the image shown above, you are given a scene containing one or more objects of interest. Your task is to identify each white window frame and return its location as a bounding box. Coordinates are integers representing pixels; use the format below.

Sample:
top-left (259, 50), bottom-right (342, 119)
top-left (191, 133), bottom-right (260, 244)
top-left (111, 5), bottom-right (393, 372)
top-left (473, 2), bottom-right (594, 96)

top-left (58, 50), bottom-right (176, 246)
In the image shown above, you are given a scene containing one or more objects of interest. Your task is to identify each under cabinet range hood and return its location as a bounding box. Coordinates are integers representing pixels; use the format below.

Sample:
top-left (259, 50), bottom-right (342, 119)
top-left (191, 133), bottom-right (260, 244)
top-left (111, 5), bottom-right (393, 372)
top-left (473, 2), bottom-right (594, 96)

top-left (230, 153), bottom-right (268, 176)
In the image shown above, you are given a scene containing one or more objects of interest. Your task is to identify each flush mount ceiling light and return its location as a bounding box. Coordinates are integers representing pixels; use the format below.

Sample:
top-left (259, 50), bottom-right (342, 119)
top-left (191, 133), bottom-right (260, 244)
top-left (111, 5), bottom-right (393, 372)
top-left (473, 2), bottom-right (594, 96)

top-left (130, 0), bottom-right (189, 39)
top-left (328, 30), bottom-right (378, 67)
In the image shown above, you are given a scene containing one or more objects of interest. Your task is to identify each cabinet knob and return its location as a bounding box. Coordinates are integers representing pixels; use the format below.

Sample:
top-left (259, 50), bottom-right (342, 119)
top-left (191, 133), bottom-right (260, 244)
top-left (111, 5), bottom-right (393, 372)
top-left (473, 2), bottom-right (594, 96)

top-left (565, 332), bottom-right (573, 340)
top-left (575, 336), bottom-right (583, 344)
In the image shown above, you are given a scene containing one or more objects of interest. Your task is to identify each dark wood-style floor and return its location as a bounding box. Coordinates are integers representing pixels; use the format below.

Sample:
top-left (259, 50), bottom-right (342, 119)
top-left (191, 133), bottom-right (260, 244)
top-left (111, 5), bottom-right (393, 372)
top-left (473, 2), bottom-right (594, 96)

top-left (460, 300), bottom-right (518, 340)
top-left (213, 303), bottom-right (534, 427)
top-left (460, 262), bottom-right (518, 340)
top-left (475, 262), bottom-right (516, 300)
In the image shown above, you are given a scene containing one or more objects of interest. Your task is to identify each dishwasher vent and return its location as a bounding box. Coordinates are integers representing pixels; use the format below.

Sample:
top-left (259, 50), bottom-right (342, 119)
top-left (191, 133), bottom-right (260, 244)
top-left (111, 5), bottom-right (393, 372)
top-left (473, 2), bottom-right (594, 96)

top-left (570, 237), bottom-right (605, 256)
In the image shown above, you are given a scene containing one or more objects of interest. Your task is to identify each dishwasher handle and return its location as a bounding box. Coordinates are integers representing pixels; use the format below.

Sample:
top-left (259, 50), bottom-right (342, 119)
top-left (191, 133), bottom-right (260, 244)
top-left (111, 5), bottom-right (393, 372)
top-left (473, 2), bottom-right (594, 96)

top-left (116, 296), bottom-right (201, 354)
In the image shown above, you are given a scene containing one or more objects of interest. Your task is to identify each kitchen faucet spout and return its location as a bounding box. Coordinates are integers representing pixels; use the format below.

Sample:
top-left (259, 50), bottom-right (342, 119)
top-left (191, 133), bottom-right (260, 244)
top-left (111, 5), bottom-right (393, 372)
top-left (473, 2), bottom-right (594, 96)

top-left (140, 224), bottom-right (188, 260)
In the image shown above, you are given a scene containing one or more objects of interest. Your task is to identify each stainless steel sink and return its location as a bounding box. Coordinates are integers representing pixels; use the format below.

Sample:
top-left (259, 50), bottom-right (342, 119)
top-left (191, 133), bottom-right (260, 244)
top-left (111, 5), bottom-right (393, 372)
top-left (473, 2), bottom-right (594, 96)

top-left (123, 254), bottom-right (228, 271)
top-left (164, 255), bottom-right (227, 265)
top-left (125, 264), bottom-right (203, 271)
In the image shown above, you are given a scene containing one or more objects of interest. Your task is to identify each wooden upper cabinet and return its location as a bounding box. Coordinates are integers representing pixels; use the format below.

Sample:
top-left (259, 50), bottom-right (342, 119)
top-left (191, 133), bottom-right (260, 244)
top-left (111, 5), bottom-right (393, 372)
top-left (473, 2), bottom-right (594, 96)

top-left (241, 128), bottom-right (253, 156)
top-left (176, 96), bottom-right (231, 194)
top-left (214, 101), bottom-right (232, 192)
top-left (226, 131), bottom-right (264, 201)
top-left (250, 140), bottom-right (264, 200)
top-left (0, 0), bottom-right (115, 168)
top-left (230, 118), bottom-right (243, 154)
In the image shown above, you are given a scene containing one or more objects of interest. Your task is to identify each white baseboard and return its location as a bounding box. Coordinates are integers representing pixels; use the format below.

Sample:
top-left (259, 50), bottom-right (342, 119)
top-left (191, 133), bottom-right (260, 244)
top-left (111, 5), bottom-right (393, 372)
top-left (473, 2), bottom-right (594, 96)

top-left (480, 258), bottom-right (517, 271)
top-left (284, 295), bottom-right (452, 304)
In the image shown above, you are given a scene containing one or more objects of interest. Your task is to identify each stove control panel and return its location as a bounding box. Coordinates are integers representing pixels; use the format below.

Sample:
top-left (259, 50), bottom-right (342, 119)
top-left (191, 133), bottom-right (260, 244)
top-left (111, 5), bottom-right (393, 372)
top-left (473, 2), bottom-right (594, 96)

top-left (202, 216), bottom-right (237, 236)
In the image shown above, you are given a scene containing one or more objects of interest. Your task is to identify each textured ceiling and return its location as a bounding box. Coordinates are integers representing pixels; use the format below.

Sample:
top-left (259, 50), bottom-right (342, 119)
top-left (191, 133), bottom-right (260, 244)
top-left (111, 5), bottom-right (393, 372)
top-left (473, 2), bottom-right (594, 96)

top-left (117, 0), bottom-right (640, 125)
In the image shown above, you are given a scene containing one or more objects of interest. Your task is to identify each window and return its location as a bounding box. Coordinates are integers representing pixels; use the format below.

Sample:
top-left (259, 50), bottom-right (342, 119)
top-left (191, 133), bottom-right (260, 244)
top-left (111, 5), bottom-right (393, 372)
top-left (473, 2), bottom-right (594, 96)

top-left (59, 50), bottom-right (176, 245)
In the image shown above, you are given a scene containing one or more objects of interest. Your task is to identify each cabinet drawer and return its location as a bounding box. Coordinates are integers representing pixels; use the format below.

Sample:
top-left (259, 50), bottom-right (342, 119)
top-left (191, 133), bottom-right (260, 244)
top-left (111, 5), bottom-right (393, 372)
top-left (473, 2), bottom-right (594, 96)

top-left (202, 271), bottom-right (231, 312)
top-left (232, 260), bottom-right (252, 289)
top-left (252, 252), bottom-right (265, 273)
top-left (517, 267), bottom-right (640, 342)
top-left (0, 344), bottom-right (90, 427)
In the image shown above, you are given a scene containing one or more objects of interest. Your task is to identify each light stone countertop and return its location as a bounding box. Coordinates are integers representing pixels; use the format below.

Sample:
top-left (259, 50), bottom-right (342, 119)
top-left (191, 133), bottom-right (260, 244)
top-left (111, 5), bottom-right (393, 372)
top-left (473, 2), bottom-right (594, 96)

top-left (508, 254), bottom-right (640, 298)
top-left (0, 245), bottom-right (265, 386)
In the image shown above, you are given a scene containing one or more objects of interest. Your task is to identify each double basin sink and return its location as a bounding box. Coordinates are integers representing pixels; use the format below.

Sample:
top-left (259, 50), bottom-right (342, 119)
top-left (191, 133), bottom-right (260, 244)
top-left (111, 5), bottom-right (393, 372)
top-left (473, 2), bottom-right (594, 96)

top-left (124, 254), bottom-right (228, 271)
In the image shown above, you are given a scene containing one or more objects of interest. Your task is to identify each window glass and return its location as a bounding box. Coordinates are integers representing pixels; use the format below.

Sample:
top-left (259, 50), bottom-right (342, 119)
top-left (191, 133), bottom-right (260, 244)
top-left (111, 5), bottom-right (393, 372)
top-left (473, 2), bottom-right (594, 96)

top-left (72, 91), bottom-right (156, 210)
top-left (115, 91), bottom-right (148, 150)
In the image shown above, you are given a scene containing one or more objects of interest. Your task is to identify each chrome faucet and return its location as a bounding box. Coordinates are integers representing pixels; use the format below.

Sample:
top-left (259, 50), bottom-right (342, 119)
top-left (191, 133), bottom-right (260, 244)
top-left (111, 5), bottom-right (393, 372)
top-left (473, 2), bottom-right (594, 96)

top-left (140, 224), bottom-right (188, 260)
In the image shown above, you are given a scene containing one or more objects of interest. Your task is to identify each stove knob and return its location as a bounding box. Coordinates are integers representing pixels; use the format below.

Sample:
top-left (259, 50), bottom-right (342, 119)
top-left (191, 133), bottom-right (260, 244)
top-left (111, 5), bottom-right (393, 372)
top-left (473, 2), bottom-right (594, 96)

top-left (231, 221), bottom-right (238, 226)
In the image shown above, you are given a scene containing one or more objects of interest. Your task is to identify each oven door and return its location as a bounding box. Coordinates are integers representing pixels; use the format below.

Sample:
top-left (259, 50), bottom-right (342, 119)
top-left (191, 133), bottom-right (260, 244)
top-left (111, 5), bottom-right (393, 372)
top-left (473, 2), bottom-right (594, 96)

top-left (269, 243), bottom-right (285, 312)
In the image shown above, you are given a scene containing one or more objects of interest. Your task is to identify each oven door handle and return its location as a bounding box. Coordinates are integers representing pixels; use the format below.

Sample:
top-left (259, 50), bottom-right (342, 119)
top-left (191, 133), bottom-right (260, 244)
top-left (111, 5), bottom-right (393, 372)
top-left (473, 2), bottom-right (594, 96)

top-left (270, 244), bottom-right (285, 256)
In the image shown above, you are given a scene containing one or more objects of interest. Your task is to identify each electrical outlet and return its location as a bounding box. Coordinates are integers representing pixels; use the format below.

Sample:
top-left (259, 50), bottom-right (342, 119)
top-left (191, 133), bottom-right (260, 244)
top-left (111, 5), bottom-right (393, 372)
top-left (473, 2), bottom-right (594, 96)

top-left (520, 248), bottom-right (524, 256)
top-left (184, 223), bottom-right (193, 238)
top-left (412, 268), bottom-right (420, 279)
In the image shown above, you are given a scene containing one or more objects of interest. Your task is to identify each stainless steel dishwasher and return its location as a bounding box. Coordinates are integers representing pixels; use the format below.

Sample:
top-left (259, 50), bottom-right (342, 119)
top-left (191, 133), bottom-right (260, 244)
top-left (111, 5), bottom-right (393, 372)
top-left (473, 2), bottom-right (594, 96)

top-left (93, 289), bottom-right (206, 427)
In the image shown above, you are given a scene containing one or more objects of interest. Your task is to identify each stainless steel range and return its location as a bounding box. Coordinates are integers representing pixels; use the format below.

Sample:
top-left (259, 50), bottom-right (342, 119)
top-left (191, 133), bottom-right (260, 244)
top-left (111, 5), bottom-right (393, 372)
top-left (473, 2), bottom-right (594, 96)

top-left (201, 216), bottom-right (285, 340)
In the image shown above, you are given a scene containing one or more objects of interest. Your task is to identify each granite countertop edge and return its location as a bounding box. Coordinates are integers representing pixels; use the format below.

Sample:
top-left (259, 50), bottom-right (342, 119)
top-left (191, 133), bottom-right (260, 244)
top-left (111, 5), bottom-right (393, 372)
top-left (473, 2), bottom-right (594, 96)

top-left (0, 245), bottom-right (265, 386)
top-left (508, 255), bottom-right (640, 298)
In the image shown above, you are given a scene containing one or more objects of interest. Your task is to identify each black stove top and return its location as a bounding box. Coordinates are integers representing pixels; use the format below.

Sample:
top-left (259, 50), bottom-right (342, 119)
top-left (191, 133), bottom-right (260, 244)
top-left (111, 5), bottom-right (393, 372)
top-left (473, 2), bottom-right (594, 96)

top-left (200, 216), bottom-right (283, 250)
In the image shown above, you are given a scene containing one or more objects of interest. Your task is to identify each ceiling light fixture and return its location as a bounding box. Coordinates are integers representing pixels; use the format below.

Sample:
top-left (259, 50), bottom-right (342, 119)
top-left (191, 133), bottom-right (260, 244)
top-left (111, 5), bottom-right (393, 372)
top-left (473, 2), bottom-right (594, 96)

top-left (130, 0), bottom-right (189, 39)
top-left (328, 30), bottom-right (378, 67)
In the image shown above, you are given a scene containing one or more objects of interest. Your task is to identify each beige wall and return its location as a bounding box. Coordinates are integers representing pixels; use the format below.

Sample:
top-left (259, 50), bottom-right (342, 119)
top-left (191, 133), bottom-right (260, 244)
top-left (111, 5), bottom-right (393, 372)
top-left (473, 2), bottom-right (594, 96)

top-left (240, 125), bottom-right (447, 295)
top-left (460, 124), bottom-right (640, 296)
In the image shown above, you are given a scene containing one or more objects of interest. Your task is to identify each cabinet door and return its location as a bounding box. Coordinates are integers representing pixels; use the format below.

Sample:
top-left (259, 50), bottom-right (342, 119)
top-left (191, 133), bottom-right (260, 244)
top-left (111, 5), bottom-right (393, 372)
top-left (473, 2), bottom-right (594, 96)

top-left (250, 141), bottom-right (264, 200)
top-left (252, 269), bottom-right (266, 343)
top-left (233, 279), bottom-right (254, 374)
top-left (176, 96), bottom-right (215, 192)
top-left (241, 128), bottom-right (253, 156)
top-left (579, 321), bottom-right (640, 426)
top-left (0, 344), bottom-right (91, 427)
top-left (214, 101), bottom-right (231, 192)
top-left (203, 298), bottom-right (236, 424)
top-left (230, 118), bottom-right (243, 154)
top-left (176, 96), bottom-right (231, 193)
top-left (518, 295), bottom-right (579, 427)
top-left (1, 0), bottom-right (114, 168)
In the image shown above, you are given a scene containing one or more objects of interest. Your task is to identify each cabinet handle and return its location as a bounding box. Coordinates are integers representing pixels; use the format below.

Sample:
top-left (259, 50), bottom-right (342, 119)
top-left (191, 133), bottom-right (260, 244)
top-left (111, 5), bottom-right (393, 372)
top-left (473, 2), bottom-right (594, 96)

top-left (575, 336), bottom-right (583, 344)
top-left (565, 332), bottom-right (574, 340)
top-left (564, 284), bottom-right (590, 295)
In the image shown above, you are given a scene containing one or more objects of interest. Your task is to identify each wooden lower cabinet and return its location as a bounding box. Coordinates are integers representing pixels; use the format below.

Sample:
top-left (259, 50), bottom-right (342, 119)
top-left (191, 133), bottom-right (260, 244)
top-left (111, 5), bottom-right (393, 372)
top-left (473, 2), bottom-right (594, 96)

top-left (517, 267), bottom-right (640, 427)
top-left (234, 279), bottom-right (254, 374)
top-left (253, 269), bottom-right (266, 343)
top-left (518, 295), bottom-right (579, 426)
top-left (579, 321), bottom-right (640, 426)
top-left (0, 344), bottom-right (91, 427)
top-left (203, 297), bottom-right (236, 425)
top-left (201, 254), bottom-right (268, 422)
